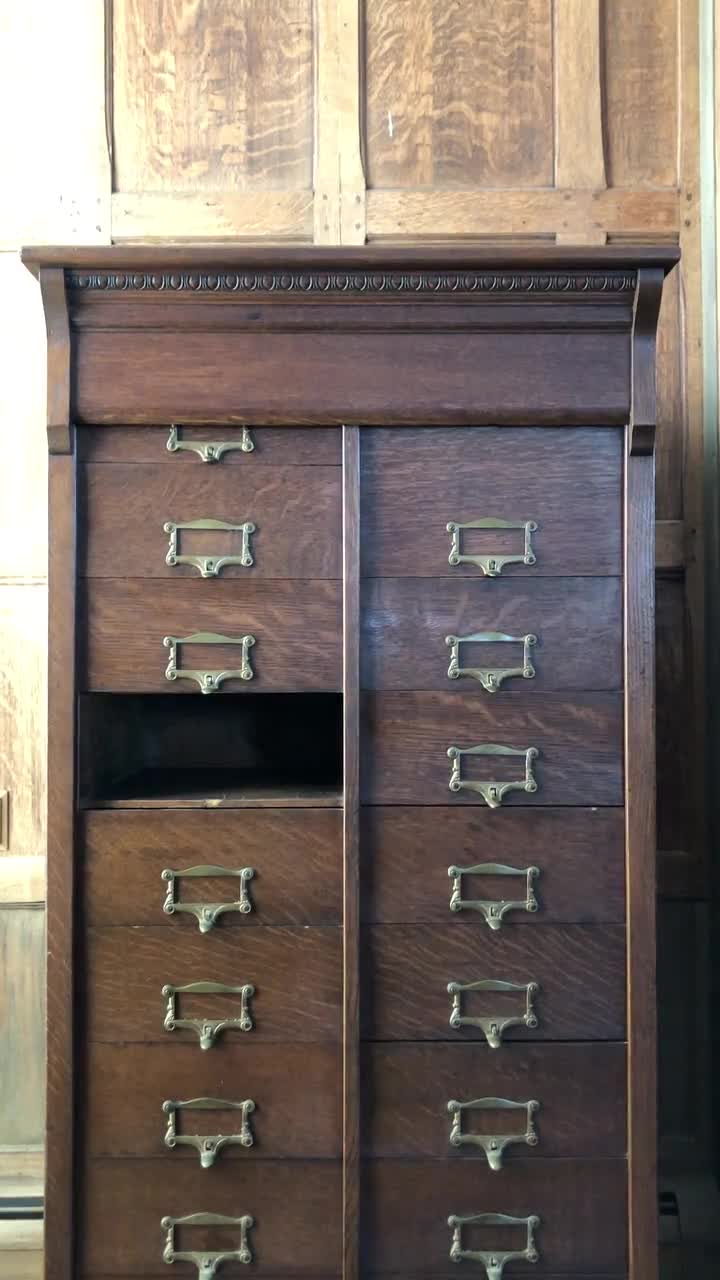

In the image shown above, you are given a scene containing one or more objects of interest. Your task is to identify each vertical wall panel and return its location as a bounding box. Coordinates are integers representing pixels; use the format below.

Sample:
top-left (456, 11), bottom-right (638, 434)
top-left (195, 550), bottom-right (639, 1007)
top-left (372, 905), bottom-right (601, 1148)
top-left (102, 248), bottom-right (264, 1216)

top-left (0, 910), bottom-right (45, 1146)
top-left (113, 0), bottom-right (314, 192)
top-left (603, 0), bottom-right (679, 187)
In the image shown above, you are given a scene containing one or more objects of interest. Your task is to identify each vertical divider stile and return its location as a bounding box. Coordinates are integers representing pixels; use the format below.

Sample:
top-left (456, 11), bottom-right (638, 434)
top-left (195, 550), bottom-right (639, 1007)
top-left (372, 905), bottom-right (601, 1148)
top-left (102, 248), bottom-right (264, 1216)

top-left (342, 424), bottom-right (361, 1280)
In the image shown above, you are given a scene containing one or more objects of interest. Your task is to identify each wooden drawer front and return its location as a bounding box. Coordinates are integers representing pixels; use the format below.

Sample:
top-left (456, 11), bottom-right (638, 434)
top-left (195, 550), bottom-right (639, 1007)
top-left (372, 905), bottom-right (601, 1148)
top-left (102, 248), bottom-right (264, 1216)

top-left (83, 810), bottom-right (342, 927)
top-left (77, 425), bottom-right (342, 465)
top-left (362, 691), bottom-right (623, 806)
top-left (361, 427), bottom-right (622, 577)
top-left (362, 1160), bottom-right (627, 1277)
top-left (86, 1043), bottom-right (341, 1159)
top-left (361, 578), bottom-right (622, 691)
top-left (81, 463), bottom-right (341, 579)
top-left (364, 925), bottom-right (625, 1041)
top-left (362, 808), bottom-right (625, 925)
top-left (82, 579), bottom-right (342, 692)
top-left (81, 1159), bottom-right (341, 1276)
top-left (363, 1043), bottom-right (626, 1160)
top-left (87, 926), bottom-right (341, 1043)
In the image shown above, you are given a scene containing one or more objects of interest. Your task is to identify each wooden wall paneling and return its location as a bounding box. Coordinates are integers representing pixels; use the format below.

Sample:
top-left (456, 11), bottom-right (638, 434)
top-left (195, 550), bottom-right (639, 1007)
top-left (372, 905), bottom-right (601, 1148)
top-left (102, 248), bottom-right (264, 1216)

top-left (0, 588), bottom-right (47, 861)
top-left (553, 0), bottom-right (606, 200)
top-left (313, 0), bottom-right (366, 244)
top-left (602, 0), bottom-right (679, 188)
top-left (0, 910), bottom-right (45, 1148)
top-left (112, 0), bottom-right (314, 242)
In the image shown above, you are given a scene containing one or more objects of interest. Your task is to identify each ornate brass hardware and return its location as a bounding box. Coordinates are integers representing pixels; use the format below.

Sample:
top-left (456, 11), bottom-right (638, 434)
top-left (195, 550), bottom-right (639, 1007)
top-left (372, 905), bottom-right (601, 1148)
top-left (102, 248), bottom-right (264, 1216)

top-left (163, 981), bottom-right (254, 1049)
top-left (165, 519), bottom-right (256, 577)
top-left (163, 1097), bottom-right (255, 1168)
top-left (447, 744), bottom-right (538, 808)
top-left (162, 866), bottom-right (255, 932)
top-left (447, 1098), bottom-right (540, 1171)
top-left (445, 632), bottom-right (537, 692)
top-left (447, 979), bottom-right (539, 1048)
top-left (447, 518), bottom-right (537, 577)
top-left (162, 1213), bottom-right (254, 1275)
top-left (166, 424), bottom-right (254, 463)
top-left (448, 1213), bottom-right (540, 1279)
top-left (448, 864), bottom-right (539, 930)
top-left (163, 632), bottom-right (255, 692)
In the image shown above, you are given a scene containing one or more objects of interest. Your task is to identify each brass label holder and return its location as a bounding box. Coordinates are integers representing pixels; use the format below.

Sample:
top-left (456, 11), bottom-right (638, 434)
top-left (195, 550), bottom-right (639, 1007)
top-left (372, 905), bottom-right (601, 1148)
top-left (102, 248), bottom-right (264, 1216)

top-left (445, 632), bottom-right (537, 692)
top-left (447, 518), bottom-right (537, 577)
top-left (448, 1212), bottom-right (540, 1279)
top-left (163, 631), bottom-right (255, 692)
top-left (163, 981), bottom-right (254, 1049)
top-left (162, 865), bottom-right (255, 933)
top-left (448, 979), bottom-right (539, 1048)
top-left (162, 1212), bottom-right (254, 1275)
top-left (166, 424), bottom-right (254, 463)
top-left (448, 864), bottom-right (539, 930)
top-left (447, 744), bottom-right (538, 808)
top-left (163, 1097), bottom-right (255, 1168)
top-left (165, 519), bottom-right (256, 577)
top-left (447, 1097), bottom-right (540, 1171)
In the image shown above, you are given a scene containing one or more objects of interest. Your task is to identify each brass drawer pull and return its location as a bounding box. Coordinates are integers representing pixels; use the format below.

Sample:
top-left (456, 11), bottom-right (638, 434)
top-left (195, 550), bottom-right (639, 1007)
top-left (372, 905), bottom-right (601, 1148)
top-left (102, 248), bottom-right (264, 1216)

top-left (447, 518), bottom-right (537, 577)
top-left (163, 631), bottom-right (255, 692)
top-left (445, 632), bottom-right (536, 692)
top-left (448, 1213), bottom-right (540, 1279)
top-left (163, 981), bottom-right (254, 1049)
top-left (448, 744), bottom-right (538, 808)
top-left (448, 979), bottom-right (539, 1048)
top-left (162, 865), bottom-right (255, 932)
top-left (165, 519), bottom-right (256, 577)
top-left (163, 1097), bottom-right (255, 1167)
top-left (162, 1212), bottom-right (254, 1275)
top-left (448, 864), bottom-right (539, 930)
top-left (447, 1097), bottom-right (539, 1171)
top-left (167, 424), bottom-right (254, 463)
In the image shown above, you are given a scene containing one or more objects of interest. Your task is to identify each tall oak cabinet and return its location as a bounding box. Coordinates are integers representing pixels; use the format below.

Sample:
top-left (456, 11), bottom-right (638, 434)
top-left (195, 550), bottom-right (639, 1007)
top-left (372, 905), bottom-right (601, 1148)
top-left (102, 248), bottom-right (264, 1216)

top-left (25, 246), bottom-right (677, 1280)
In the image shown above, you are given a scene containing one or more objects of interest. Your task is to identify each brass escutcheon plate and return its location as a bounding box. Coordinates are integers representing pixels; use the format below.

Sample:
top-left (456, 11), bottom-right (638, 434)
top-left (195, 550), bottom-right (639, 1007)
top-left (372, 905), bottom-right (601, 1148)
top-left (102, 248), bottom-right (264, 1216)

top-left (445, 632), bottom-right (537, 692)
top-left (447, 518), bottom-right (537, 577)
top-left (448, 1212), bottom-right (540, 1279)
top-left (165, 518), bottom-right (256, 577)
top-left (447, 978), bottom-right (539, 1048)
top-left (162, 865), bottom-right (255, 932)
top-left (447, 744), bottom-right (538, 808)
top-left (163, 631), bottom-right (255, 692)
top-left (162, 1212), bottom-right (254, 1275)
top-left (163, 1097), bottom-right (255, 1168)
top-left (448, 863), bottom-right (540, 930)
top-left (447, 1097), bottom-right (540, 1171)
top-left (166, 424), bottom-right (254, 463)
top-left (163, 981), bottom-right (255, 1049)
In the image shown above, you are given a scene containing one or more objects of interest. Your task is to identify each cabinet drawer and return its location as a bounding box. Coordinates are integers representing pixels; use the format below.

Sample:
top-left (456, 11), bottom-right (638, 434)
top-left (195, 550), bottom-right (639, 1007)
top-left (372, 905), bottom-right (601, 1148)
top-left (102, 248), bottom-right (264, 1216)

top-left (77, 424), bottom-right (342, 465)
top-left (80, 463), bottom-right (341, 579)
top-left (361, 577), bottom-right (622, 691)
top-left (86, 1043), bottom-right (341, 1159)
top-left (81, 579), bottom-right (342, 692)
top-left (362, 808), bottom-right (625, 925)
top-left (83, 809), bottom-right (342, 927)
top-left (361, 427), bottom-right (622, 577)
top-left (362, 691), bottom-right (623, 806)
top-left (363, 924), bottom-right (625, 1041)
top-left (81, 1158), bottom-right (342, 1276)
top-left (87, 925), bottom-right (341, 1044)
top-left (363, 1043), bottom-right (626, 1160)
top-left (362, 1159), bottom-right (627, 1277)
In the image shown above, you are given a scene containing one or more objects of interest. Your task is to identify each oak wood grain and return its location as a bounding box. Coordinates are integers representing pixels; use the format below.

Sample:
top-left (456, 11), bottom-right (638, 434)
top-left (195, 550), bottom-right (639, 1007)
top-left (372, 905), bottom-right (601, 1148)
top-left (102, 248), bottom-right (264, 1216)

top-left (364, 924), bottom-right (626, 1041)
top-left (81, 578), bottom-right (342, 692)
top-left (361, 807), bottom-right (625, 925)
top-left (361, 691), bottom-right (623, 806)
top-left (361, 577), bottom-right (622, 690)
top-left (362, 1042), bottom-right (626, 1159)
top-left (87, 925), bottom-right (341, 1043)
top-left (77, 426), bottom-right (342, 465)
top-left (361, 427), bottom-right (623, 576)
top-left (82, 809), bottom-right (341, 927)
top-left (85, 1043), bottom-right (341, 1159)
top-left (80, 463), bottom-right (341, 578)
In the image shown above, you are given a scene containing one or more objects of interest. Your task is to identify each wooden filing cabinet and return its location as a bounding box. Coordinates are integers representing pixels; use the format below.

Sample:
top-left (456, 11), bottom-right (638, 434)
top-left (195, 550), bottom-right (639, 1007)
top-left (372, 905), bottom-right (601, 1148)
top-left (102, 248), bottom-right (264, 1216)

top-left (25, 245), bottom-right (677, 1280)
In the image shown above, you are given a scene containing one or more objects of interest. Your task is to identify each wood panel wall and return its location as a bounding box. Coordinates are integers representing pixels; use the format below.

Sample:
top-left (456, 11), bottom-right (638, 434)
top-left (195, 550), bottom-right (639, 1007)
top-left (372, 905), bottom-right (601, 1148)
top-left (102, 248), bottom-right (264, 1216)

top-left (0, 0), bottom-right (709, 1205)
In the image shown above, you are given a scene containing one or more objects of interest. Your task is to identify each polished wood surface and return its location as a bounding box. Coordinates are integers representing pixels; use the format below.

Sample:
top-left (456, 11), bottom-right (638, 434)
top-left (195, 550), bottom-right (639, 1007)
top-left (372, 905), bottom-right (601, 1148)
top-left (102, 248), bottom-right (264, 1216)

top-left (82, 809), bottom-right (342, 927)
top-left (361, 808), bottom-right (625, 924)
top-left (361, 691), bottom-right (623, 805)
top-left (81, 578), bottom-right (342, 692)
top-left (361, 577), bottom-right (622, 690)
top-left (86, 1043), bottom-right (341, 1158)
top-left (81, 463), bottom-right (341, 578)
top-left (361, 427), bottom-right (622, 577)
top-left (362, 1042), bottom-right (626, 1158)
top-left (364, 924), bottom-right (626, 1041)
top-left (87, 926), bottom-right (342, 1043)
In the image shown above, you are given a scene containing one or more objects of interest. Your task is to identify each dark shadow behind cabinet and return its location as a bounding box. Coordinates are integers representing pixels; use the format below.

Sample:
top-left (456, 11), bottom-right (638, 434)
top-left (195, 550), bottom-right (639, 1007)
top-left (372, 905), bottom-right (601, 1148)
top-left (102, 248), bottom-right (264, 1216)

top-left (24, 245), bottom-right (678, 1280)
